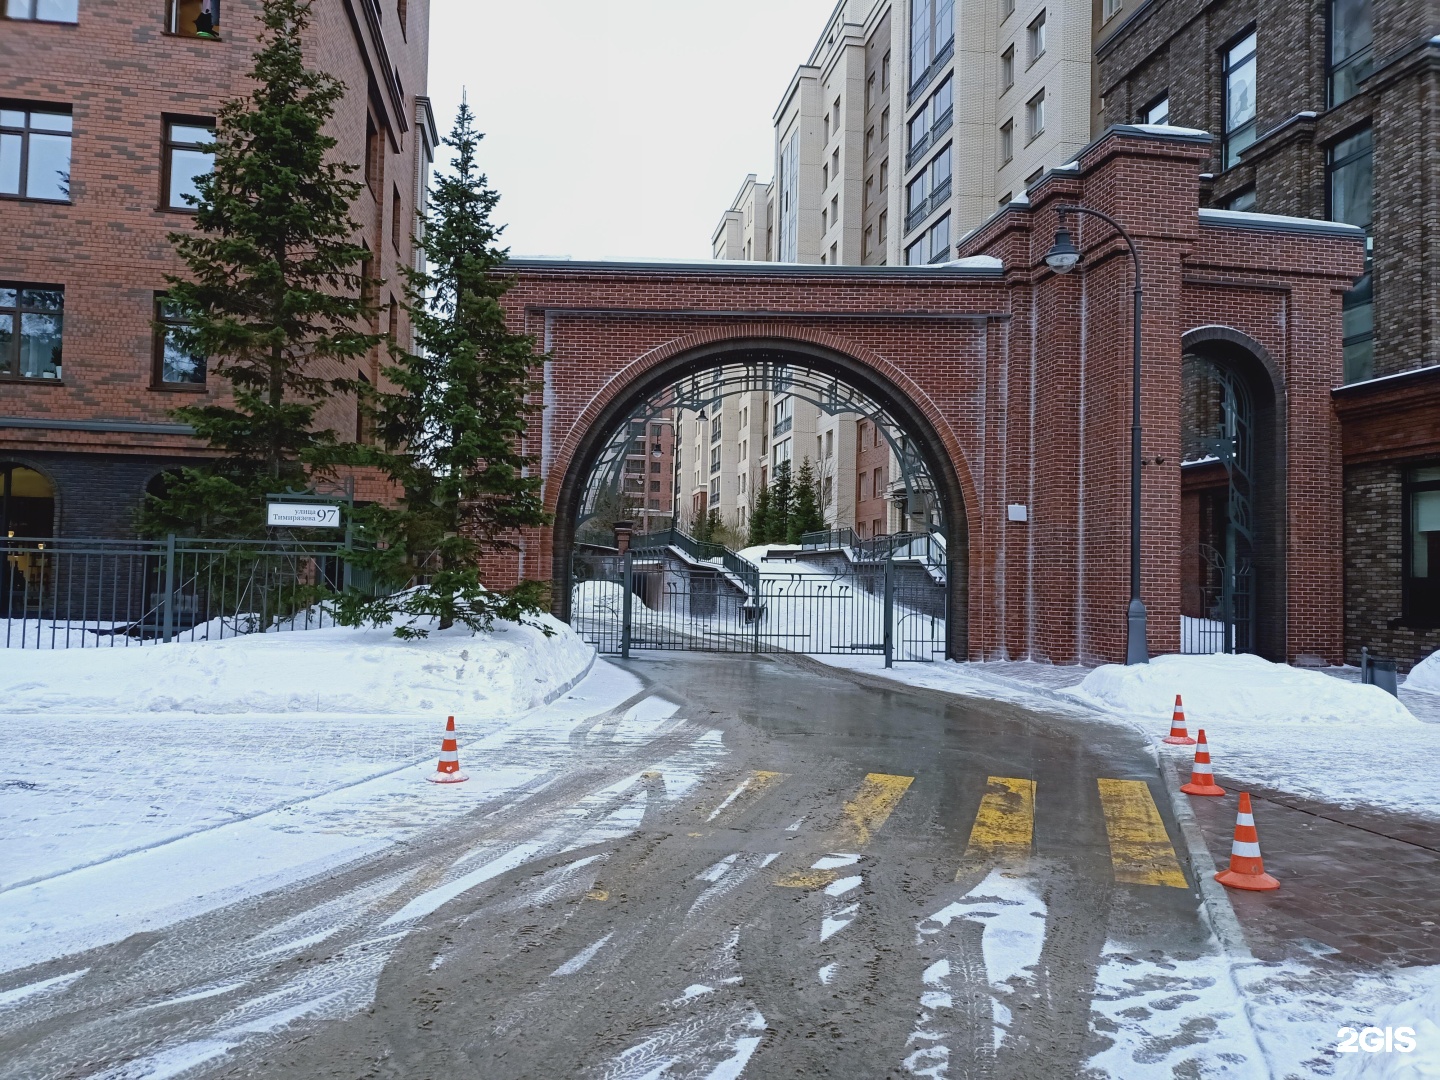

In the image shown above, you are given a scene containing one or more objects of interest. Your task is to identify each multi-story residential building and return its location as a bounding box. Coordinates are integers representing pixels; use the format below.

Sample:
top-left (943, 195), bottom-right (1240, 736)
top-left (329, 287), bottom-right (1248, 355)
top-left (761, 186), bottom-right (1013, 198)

top-left (720, 0), bottom-right (1093, 270)
top-left (1095, 0), bottom-right (1440, 663)
top-left (0, 0), bottom-right (433, 539)
top-left (706, 0), bottom-right (1093, 542)
top-left (618, 411), bottom-right (674, 535)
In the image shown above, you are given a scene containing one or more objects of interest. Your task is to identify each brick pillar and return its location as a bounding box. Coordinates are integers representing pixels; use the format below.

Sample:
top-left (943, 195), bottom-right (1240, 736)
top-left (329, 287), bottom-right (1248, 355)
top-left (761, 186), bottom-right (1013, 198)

top-left (613, 520), bottom-right (633, 554)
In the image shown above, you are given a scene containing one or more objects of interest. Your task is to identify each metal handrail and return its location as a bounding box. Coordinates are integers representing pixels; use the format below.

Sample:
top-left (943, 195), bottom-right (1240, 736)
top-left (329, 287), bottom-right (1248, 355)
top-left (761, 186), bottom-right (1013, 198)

top-left (628, 527), bottom-right (760, 596)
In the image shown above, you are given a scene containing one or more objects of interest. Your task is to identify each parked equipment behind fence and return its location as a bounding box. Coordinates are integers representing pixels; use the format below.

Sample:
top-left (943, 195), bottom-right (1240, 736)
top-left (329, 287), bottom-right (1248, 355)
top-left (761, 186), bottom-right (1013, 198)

top-left (1, 535), bottom-right (359, 649)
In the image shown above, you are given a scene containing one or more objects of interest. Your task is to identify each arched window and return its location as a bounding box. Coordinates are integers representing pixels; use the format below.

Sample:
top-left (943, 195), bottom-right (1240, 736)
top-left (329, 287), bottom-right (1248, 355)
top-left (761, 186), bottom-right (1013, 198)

top-left (0, 463), bottom-right (55, 538)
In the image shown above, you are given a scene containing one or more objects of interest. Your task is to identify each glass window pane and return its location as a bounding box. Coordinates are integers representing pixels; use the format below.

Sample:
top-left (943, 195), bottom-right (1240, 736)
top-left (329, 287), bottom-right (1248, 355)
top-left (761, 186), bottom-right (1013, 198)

top-left (936, 0), bottom-right (954, 48)
top-left (1413, 490), bottom-right (1440, 577)
top-left (34, 0), bottom-right (77, 18)
top-left (0, 289), bottom-right (15, 308)
top-left (25, 132), bottom-right (71, 200)
top-left (1226, 53), bottom-right (1256, 130)
top-left (0, 132), bottom-right (21, 195)
top-left (0, 314), bottom-right (11, 373)
top-left (935, 77), bottom-right (952, 116)
top-left (1332, 0), bottom-right (1372, 64)
top-left (4, 0), bottom-right (33, 17)
top-left (931, 214), bottom-right (950, 254)
top-left (167, 146), bottom-right (213, 208)
top-left (18, 311), bottom-right (62, 378)
top-left (1330, 134), bottom-right (1372, 230)
top-left (1227, 32), bottom-right (1256, 68)
top-left (28, 111), bottom-right (71, 133)
top-left (907, 175), bottom-right (926, 212)
top-left (168, 124), bottom-right (212, 145)
top-left (0, 110), bottom-right (24, 128)
top-left (161, 326), bottom-right (206, 383)
top-left (931, 146), bottom-right (951, 187)
top-left (19, 288), bottom-right (62, 310)
top-left (906, 239), bottom-right (925, 265)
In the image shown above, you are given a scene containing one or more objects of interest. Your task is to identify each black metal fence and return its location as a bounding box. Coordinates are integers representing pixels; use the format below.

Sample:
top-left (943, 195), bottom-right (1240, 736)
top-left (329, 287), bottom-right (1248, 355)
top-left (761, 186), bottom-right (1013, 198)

top-left (1, 535), bottom-right (355, 649)
top-left (570, 548), bottom-right (945, 663)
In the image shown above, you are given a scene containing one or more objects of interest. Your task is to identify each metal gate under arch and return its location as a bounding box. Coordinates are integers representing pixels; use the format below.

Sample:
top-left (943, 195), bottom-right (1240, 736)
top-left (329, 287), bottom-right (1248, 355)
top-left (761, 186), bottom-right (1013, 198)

top-left (568, 529), bottom-right (947, 663)
top-left (1181, 354), bottom-right (1255, 654)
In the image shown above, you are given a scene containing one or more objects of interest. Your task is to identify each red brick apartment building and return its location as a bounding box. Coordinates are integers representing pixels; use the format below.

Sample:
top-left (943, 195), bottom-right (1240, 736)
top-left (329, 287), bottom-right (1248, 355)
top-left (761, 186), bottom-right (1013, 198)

top-left (0, 0), bottom-right (433, 538)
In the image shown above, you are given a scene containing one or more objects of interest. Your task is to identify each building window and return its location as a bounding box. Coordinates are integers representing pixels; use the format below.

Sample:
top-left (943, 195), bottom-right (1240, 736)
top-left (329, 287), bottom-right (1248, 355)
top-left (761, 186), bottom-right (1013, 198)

top-left (0, 105), bottom-right (71, 202)
top-left (0, 285), bottom-right (63, 380)
top-left (364, 114), bottom-right (383, 199)
top-left (1222, 30), bottom-right (1257, 170)
top-left (999, 191), bottom-right (1013, 207)
top-left (881, 106), bottom-right (890, 140)
top-left (865, 126), bottom-right (875, 159)
top-left (1406, 465), bottom-right (1440, 624)
top-left (1001, 46), bottom-right (1015, 92)
top-left (1329, 0), bottom-right (1373, 107)
top-left (778, 129), bottom-right (799, 262)
top-left (1103, 0), bottom-right (1122, 19)
top-left (711, 415), bottom-right (722, 442)
top-left (1221, 186), bottom-right (1257, 212)
top-left (878, 209), bottom-right (888, 245)
top-left (1143, 94), bottom-right (1169, 126)
top-left (391, 186), bottom-right (404, 250)
top-left (1000, 119), bottom-right (1014, 164)
top-left (909, 0), bottom-right (956, 94)
top-left (163, 119), bottom-right (214, 211)
top-left (1027, 11), bottom-right (1046, 64)
top-left (1002, 0), bottom-right (1015, 21)
top-left (907, 75), bottom-right (952, 167)
top-left (650, 480), bottom-right (661, 493)
top-left (1329, 125), bottom-right (1373, 383)
top-left (907, 214), bottom-right (951, 264)
top-left (866, 74), bottom-right (876, 112)
top-left (166, 0), bottom-right (219, 37)
top-left (4, 0), bottom-right (77, 21)
top-left (1026, 89), bottom-right (1045, 140)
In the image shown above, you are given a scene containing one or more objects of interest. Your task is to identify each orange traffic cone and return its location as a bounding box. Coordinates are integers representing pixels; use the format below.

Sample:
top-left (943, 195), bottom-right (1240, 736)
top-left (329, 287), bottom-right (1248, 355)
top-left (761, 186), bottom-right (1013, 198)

top-left (1163, 694), bottom-right (1196, 745)
top-left (1214, 793), bottom-right (1279, 891)
top-left (1180, 729), bottom-right (1226, 796)
top-left (427, 715), bottom-right (469, 784)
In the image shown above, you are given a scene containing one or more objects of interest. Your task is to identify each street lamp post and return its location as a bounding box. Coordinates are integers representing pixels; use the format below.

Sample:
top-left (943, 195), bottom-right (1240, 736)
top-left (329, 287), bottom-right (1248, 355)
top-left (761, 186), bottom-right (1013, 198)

top-left (1044, 205), bottom-right (1149, 665)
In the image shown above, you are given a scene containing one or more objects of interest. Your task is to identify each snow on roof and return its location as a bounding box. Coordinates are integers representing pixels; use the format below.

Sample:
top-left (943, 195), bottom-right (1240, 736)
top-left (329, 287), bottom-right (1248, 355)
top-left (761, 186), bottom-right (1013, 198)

top-left (942, 255), bottom-right (1004, 270)
top-left (1198, 208), bottom-right (1365, 235)
top-left (1128, 123), bottom-right (1211, 137)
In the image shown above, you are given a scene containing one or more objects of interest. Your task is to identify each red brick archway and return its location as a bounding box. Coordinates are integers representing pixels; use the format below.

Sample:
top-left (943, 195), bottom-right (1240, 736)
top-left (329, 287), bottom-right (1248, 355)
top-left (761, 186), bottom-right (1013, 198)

top-left (493, 127), bottom-right (1364, 665)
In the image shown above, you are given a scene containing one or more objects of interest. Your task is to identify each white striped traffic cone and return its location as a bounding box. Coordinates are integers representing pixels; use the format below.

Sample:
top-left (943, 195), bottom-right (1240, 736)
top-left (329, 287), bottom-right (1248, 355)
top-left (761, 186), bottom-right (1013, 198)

top-left (428, 715), bottom-right (469, 784)
top-left (1215, 792), bottom-right (1279, 891)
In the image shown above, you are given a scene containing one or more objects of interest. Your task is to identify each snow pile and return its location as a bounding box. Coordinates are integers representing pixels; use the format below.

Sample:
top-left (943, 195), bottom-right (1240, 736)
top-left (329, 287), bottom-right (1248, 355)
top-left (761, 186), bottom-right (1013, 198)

top-left (0, 613), bottom-right (593, 715)
top-left (1068, 652), bottom-right (1415, 726)
top-left (1402, 648), bottom-right (1440, 696)
top-left (572, 579), bottom-right (628, 618)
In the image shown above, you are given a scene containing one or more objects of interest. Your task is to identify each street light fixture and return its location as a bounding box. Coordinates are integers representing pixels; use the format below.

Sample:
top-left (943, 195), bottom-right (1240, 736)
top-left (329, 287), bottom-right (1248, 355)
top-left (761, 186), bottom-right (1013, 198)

top-left (1044, 204), bottom-right (1150, 665)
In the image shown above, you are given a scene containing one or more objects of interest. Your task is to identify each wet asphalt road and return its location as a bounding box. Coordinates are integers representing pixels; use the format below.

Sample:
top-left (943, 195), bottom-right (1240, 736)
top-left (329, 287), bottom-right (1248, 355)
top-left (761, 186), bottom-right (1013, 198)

top-left (0, 653), bottom-right (1221, 1079)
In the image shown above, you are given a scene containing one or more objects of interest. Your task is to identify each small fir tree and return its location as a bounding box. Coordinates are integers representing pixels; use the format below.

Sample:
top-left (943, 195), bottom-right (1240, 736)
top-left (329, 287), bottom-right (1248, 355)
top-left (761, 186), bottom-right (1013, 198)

top-left (703, 508), bottom-right (725, 546)
top-left (768, 460), bottom-right (793, 543)
top-left (788, 457), bottom-right (826, 542)
top-left (339, 100), bottom-right (549, 636)
top-left (747, 482), bottom-right (771, 547)
top-left (143, 0), bottom-right (379, 536)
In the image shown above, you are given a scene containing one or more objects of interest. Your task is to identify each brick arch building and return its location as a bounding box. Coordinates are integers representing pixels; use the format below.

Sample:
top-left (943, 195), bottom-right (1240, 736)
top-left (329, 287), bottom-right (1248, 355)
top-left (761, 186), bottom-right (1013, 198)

top-left (498, 126), bottom-right (1364, 665)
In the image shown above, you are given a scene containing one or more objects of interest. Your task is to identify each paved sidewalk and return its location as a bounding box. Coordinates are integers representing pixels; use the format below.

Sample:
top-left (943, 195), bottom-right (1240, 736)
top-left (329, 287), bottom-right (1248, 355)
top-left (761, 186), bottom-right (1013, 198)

top-left (956, 659), bottom-right (1440, 969)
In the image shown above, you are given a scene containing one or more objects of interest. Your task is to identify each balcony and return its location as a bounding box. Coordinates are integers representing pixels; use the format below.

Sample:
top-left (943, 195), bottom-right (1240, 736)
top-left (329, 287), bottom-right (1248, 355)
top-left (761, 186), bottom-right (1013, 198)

top-left (905, 203), bottom-right (929, 233)
top-left (928, 246), bottom-right (952, 265)
top-left (931, 106), bottom-right (952, 142)
top-left (907, 37), bottom-right (955, 105)
top-left (773, 416), bottom-right (792, 437)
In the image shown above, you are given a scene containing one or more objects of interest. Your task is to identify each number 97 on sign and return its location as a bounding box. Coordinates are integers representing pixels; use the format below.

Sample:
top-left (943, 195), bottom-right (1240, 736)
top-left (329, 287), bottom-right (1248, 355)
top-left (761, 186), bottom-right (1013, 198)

top-left (1337, 1027), bottom-right (1417, 1054)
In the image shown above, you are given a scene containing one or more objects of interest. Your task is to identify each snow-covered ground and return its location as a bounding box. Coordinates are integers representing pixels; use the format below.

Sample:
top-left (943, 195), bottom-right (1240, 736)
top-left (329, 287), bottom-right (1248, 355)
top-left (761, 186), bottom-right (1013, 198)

top-left (0, 615), bottom-right (707, 974)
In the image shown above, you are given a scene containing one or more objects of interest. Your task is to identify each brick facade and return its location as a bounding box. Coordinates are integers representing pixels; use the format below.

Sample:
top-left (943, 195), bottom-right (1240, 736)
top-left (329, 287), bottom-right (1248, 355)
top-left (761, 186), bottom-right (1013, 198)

top-left (494, 127), bottom-right (1362, 666)
top-left (1096, 0), bottom-right (1437, 382)
top-left (0, 0), bottom-right (432, 536)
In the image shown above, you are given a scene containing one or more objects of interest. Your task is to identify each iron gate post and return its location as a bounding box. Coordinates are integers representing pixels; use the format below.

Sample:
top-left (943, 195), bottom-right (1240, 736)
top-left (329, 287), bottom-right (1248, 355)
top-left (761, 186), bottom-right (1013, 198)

top-left (883, 555), bottom-right (894, 668)
top-left (621, 550), bottom-right (633, 659)
top-left (162, 532), bottom-right (176, 643)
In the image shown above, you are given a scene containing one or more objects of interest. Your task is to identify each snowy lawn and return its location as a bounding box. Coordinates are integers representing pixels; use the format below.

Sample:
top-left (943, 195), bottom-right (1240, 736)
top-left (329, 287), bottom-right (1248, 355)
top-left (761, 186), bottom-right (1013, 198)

top-left (0, 615), bottom-right (621, 970)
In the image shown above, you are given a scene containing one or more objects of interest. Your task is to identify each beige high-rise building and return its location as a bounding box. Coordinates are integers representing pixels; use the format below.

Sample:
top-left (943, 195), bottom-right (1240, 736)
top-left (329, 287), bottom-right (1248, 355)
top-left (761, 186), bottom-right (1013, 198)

top-left (701, 0), bottom-right (1093, 542)
top-left (717, 0), bottom-right (1093, 265)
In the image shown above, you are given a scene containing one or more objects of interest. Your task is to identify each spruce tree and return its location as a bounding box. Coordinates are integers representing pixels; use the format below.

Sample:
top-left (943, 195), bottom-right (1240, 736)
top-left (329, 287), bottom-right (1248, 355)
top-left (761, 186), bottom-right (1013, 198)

top-left (769, 460), bottom-right (793, 544)
top-left (339, 100), bottom-right (549, 637)
top-left (788, 457), bottom-right (826, 542)
top-left (747, 483), bottom-right (771, 547)
top-left (143, 0), bottom-right (378, 536)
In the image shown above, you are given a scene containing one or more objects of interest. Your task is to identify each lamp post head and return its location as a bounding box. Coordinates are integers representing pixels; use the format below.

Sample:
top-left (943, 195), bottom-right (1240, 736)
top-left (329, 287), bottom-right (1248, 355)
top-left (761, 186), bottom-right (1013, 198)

top-left (1045, 225), bottom-right (1081, 274)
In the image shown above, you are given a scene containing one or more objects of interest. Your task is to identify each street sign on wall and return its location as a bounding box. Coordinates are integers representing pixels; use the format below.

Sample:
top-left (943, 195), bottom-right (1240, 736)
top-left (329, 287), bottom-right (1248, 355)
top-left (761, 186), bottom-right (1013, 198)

top-left (266, 502), bottom-right (341, 528)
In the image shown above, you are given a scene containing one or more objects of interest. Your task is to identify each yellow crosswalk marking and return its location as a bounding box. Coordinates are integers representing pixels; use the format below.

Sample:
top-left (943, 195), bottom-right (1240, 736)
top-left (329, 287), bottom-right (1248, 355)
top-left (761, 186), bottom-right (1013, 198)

top-left (959, 776), bottom-right (1035, 872)
top-left (705, 770), bottom-right (786, 823)
top-left (841, 773), bottom-right (915, 847)
top-left (774, 869), bottom-right (837, 889)
top-left (1096, 778), bottom-right (1187, 888)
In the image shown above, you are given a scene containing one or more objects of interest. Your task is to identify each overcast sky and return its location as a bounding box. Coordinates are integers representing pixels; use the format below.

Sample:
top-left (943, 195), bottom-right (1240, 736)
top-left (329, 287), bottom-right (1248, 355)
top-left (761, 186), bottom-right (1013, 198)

top-left (426, 1), bottom-right (836, 260)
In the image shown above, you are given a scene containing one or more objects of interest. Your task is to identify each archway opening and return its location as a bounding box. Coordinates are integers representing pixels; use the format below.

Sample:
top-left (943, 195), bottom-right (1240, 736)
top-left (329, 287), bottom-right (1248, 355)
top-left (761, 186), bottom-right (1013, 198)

top-left (553, 342), bottom-right (969, 660)
top-left (1179, 333), bottom-right (1284, 660)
